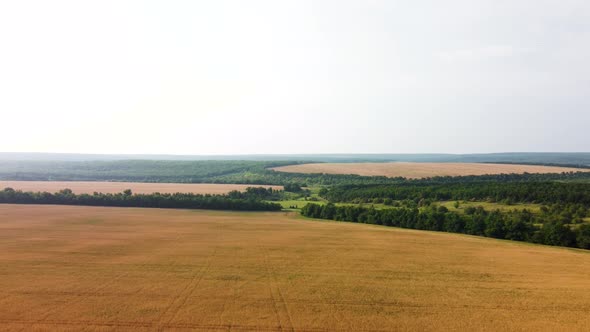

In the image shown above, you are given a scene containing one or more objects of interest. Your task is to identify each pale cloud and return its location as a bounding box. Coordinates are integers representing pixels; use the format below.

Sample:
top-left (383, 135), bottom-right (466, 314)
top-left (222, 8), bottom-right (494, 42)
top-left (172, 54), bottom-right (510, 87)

top-left (0, 0), bottom-right (588, 154)
top-left (436, 45), bottom-right (531, 62)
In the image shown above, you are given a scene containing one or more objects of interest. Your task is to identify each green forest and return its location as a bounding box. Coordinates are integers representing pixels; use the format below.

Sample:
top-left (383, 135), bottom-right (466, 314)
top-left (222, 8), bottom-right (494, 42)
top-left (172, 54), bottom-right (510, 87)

top-left (3, 158), bottom-right (590, 250)
top-left (2, 159), bottom-right (590, 185)
top-left (300, 201), bottom-right (590, 249)
top-left (0, 187), bottom-right (282, 211)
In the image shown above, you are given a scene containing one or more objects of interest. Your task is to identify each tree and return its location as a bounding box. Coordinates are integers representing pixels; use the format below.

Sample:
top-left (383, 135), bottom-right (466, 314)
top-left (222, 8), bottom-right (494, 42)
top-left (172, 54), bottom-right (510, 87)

top-left (576, 224), bottom-right (590, 249)
top-left (464, 206), bottom-right (477, 215)
top-left (443, 213), bottom-right (465, 233)
top-left (284, 183), bottom-right (302, 192)
top-left (538, 222), bottom-right (576, 247)
top-left (320, 203), bottom-right (337, 220)
top-left (505, 218), bottom-right (534, 241)
top-left (484, 211), bottom-right (506, 239)
top-left (465, 215), bottom-right (486, 236)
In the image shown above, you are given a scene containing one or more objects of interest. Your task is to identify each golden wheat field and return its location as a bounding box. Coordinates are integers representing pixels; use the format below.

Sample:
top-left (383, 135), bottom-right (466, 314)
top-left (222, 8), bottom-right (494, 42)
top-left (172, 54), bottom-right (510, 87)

top-left (1, 205), bottom-right (590, 331)
top-left (271, 162), bottom-right (589, 178)
top-left (0, 181), bottom-right (282, 195)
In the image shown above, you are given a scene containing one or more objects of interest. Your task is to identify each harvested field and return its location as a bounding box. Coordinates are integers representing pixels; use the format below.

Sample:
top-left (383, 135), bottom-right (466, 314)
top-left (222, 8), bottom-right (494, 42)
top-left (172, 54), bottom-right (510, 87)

top-left (1, 205), bottom-right (590, 331)
top-left (0, 181), bottom-right (282, 195)
top-left (272, 162), bottom-right (589, 178)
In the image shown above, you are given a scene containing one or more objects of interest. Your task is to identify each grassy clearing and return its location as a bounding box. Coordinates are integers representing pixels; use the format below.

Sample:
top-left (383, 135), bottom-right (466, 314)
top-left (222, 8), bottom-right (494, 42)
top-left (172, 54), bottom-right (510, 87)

top-left (436, 200), bottom-right (543, 213)
top-left (276, 200), bottom-right (389, 210)
top-left (1, 204), bottom-right (590, 331)
top-left (276, 199), bottom-right (326, 209)
top-left (272, 162), bottom-right (589, 178)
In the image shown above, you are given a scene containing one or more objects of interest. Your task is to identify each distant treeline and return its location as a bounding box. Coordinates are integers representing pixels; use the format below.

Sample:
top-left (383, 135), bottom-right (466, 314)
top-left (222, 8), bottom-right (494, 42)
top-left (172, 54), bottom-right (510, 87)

top-left (1, 160), bottom-right (590, 186)
top-left (0, 160), bottom-right (294, 183)
top-left (485, 161), bottom-right (590, 170)
top-left (0, 187), bottom-right (282, 211)
top-left (301, 203), bottom-right (590, 250)
top-left (322, 182), bottom-right (590, 205)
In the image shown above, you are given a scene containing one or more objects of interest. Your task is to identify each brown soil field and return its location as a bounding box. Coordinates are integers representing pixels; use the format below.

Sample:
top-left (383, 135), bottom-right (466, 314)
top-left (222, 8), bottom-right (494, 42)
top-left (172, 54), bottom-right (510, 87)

top-left (1, 205), bottom-right (590, 331)
top-left (0, 181), bottom-right (282, 195)
top-left (271, 162), bottom-right (589, 178)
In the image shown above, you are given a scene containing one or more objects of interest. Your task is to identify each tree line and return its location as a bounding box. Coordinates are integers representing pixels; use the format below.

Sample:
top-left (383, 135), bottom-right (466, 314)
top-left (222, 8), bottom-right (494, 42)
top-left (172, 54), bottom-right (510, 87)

top-left (0, 187), bottom-right (282, 211)
top-left (321, 181), bottom-right (590, 205)
top-left (301, 203), bottom-right (590, 250)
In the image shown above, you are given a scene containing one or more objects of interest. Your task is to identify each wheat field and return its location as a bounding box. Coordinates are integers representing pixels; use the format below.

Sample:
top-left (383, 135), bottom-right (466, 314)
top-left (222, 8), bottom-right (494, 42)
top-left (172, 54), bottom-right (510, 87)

top-left (271, 162), bottom-right (588, 178)
top-left (1, 204), bottom-right (590, 331)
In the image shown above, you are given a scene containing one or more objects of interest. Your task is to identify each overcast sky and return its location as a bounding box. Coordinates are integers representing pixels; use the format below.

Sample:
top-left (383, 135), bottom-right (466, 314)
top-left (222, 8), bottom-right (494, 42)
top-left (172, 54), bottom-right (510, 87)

top-left (0, 0), bottom-right (588, 154)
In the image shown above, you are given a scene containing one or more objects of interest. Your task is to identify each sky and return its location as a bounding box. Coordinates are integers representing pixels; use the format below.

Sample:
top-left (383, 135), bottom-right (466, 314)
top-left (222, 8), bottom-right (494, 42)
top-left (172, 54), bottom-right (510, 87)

top-left (0, 0), bottom-right (589, 155)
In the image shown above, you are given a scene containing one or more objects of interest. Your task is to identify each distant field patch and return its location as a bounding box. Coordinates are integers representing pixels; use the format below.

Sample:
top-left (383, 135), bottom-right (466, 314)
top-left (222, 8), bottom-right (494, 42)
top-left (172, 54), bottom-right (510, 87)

top-left (0, 181), bottom-right (282, 195)
top-left (272, 162), bottom-right (589, 178)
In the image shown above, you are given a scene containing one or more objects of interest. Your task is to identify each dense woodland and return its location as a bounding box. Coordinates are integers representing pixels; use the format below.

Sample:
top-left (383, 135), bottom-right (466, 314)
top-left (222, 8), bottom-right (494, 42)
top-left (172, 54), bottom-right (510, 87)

top-left (0, 187), bottom-right (282, 211)
top-left (301, 203), bottom-right (590, 250)
top-left (321, 182), bottom-right (590, 205)
top-left (2, 160), bottom-right (590, 186)
top-left (312, 179), bottom-right (590, 249)
top-left (0, 160), bottom-right (290, 183)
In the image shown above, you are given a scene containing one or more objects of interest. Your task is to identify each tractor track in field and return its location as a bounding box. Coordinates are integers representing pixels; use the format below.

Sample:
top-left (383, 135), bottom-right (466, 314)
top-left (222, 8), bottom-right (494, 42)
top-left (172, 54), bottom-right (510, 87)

top-left (262, 248), bottom-right (295, 332)
top-left (154, 249), bottom-right (217, 330)
top-left (15, 267), bottom-right (139, 332)
top-left (1, 318), bottom-right (391, 332)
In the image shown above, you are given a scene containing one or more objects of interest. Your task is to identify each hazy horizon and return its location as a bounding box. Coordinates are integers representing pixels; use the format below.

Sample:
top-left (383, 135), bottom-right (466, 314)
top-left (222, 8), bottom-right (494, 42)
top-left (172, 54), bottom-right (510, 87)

top-left (3, 151), bottom-right (590, 157)
top-left (1, 1), bottom-right (589, 154)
